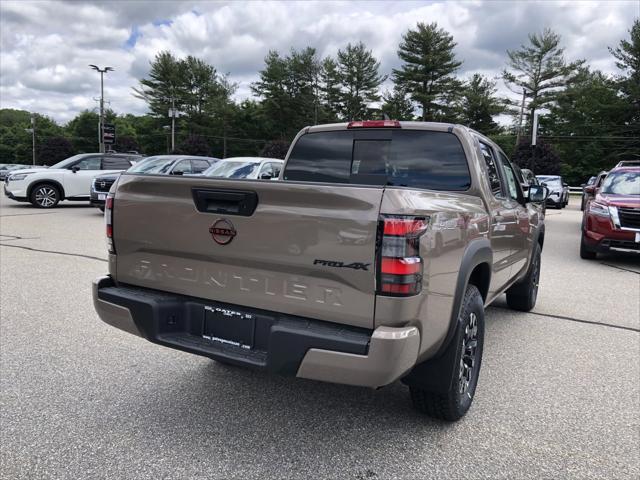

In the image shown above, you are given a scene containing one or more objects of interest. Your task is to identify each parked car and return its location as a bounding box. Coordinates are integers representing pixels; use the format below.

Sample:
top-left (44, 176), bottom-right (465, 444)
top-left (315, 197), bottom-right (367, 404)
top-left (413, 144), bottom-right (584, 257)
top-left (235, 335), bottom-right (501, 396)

top-left (536, 175), bottom-right (569, 209)
top-left (514, 166), bottom-right (545, 215)
top-left (580, 176), bottom-right (597, 211)
top-left (4, 153), bottom-right (142, 208)
top-left (90, 172), bottom-right (122, 211)
top-left (580, 165), bottom-right (640, 258)
top-left (126, 155), bottom-right (218, 176)
top-left (615, 160), bottom-right (640, 168)
top-left (93, 120), bottom-right (547, 421)
top-left (0, 164), bottom-right (37, 181)
top-left (202, 157), bottom-right (284, 180)
top-left (582, 170), bottom-right (608, 211)
top-left (89, 155), bottom-right (218, 211)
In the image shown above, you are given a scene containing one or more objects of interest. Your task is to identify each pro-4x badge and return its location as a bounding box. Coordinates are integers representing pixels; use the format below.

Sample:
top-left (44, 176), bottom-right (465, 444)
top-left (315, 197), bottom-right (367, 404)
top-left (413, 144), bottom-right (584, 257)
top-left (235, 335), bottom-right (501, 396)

top-left (313, 259), bottom-right (370, 271)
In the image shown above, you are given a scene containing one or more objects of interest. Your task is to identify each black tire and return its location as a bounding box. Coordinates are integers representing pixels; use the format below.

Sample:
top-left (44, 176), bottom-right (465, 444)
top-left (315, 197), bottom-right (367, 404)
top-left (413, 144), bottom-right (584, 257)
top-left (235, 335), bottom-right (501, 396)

top-left (506, 242), bottom-right (541, 311)
top-left (29, 183), bottom-right (60, 208)
top-left (409, 285), bottom-right (484, 421)
top-left (580, 233), bottom-right (597, 259)
top-left (98, 206), bottom-right (105, 212)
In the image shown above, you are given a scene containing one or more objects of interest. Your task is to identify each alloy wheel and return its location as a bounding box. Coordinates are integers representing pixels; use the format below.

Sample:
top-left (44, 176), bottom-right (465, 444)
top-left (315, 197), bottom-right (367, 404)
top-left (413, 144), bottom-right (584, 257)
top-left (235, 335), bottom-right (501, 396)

top-left (35, 187), bottom-right (57, 207)
top-left (459, 312), bottom-right (478, 395)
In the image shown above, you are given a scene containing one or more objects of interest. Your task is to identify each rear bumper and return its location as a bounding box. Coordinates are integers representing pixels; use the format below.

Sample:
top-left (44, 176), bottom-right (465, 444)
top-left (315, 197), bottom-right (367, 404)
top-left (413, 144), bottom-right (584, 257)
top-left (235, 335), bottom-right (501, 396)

top-left (92, 276), bottom-right (420, 388)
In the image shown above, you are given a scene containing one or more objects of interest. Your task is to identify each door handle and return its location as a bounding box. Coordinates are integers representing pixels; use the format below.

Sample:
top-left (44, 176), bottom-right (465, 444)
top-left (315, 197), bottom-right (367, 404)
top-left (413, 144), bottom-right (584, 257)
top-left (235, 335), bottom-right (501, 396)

top-left (192, 188), bottom-right (258, 216)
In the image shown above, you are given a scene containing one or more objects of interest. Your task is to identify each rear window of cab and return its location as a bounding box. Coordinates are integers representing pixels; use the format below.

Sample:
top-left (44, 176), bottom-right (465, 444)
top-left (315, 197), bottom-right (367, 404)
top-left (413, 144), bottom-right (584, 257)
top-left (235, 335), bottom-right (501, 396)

top-left (284, 129), bottom-right (471, 191)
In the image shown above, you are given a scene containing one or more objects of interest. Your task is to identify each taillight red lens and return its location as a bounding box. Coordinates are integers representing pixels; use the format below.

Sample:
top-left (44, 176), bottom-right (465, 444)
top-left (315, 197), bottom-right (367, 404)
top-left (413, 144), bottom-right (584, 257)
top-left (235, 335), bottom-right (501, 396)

top-left (377, 215), bottom-right (428, 297)
top-left (383, 217), bottom-right (428, 237)
top-left (381, 257), bottom-right (422, 275)
top-left (347, 120), bottom-right (401, 129)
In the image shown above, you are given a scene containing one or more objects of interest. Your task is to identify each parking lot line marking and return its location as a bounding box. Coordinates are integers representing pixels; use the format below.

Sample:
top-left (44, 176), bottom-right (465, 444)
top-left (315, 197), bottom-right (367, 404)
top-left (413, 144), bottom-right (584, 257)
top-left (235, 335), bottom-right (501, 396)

top-left (490, 306), bottom-right (640, 333)
top-left (600, 262), bottom-right (640, 275)
top-left (0, 211), bottom-right (60, 217)
top-left (0, 243), bottom-right (107, 263)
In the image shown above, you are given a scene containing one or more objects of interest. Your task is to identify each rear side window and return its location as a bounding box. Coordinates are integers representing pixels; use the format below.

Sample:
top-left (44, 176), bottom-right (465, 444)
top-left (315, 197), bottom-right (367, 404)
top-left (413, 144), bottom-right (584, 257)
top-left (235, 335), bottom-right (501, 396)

top-left (284, 130), bottom-right (471, 191)
top-left (191, 159), bottom-right (211, 173)
top-left (102, 156), bottom-right (133, 170)
top-left (478, 142), bottom-right (503, 197)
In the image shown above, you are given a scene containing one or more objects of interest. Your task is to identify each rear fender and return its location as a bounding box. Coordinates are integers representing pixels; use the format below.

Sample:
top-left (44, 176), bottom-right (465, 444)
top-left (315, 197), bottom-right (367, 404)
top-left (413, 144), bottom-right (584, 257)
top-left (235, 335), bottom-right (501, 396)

top-left (402, 239), bottom-right (491, 391)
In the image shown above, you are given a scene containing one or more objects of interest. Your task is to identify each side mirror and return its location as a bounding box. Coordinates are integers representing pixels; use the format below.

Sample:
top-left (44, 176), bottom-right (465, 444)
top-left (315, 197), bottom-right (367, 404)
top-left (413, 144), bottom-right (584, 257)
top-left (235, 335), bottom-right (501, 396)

top-left (528, 185), bottom-right (548, 203)
top-left (71, 165), bottom-right (80, 173)
top-left (584, 185), bottom-right (595, 194)
top-left (520, 183), bottom-right (530, 193)
top-left (259, 172), bottom-right (273, 180)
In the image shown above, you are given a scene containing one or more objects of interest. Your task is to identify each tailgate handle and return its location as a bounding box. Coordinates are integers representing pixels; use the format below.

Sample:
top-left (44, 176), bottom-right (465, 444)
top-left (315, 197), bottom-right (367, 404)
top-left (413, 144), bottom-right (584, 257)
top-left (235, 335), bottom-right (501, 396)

top-left (192, 188), bottom-right (258, 216)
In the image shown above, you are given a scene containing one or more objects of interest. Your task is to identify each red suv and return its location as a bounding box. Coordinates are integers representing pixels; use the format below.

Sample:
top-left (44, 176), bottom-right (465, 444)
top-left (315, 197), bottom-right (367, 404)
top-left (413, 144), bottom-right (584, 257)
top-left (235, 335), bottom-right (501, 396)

top-left (580, 166), bottom-right (640, 259)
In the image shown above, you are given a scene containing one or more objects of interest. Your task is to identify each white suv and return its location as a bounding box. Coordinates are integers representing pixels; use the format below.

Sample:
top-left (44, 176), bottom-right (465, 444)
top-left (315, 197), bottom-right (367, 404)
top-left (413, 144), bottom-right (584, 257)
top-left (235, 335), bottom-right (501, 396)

top-left (4, 153), bottom-right (141, 208)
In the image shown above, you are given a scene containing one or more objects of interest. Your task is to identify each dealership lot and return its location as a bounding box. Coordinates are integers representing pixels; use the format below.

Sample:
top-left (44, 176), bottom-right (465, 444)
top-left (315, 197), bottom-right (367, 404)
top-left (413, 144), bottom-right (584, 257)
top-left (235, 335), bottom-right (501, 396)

top-left (1, 195), bottom-right (638, 479)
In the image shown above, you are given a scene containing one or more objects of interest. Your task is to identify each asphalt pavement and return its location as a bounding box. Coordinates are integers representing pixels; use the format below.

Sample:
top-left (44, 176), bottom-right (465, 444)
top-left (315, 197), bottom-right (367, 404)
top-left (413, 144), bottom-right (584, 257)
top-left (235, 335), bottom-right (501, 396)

top-left (1, 195), bottom-right (639, 479)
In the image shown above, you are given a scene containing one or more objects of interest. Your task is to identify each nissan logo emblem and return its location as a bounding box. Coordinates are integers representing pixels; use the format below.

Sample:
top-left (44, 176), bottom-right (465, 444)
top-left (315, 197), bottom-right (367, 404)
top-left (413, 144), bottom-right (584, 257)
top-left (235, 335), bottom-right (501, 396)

top-left (209, 219), bottom-right (237, 245)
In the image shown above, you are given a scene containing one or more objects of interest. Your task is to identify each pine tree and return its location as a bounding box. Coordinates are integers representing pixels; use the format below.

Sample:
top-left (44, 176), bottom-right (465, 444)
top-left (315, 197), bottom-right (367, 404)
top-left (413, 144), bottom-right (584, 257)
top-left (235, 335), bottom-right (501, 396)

top-left (133, 51), bottom-right (182, 118)
top-left (336, 42), bottom-right (386, 121)
top-left (503, 28), bottom-right (584, 133)
top-left (609, 19), bottom-right (640, 159)
top-left (458, 74), bottom-right (505, 134)
top-left (380, 86), bottom-right (414, 120)
top-left (393, 22), bottom-right (462, 121)
top-left (320, 57), bottom-right (342, 121)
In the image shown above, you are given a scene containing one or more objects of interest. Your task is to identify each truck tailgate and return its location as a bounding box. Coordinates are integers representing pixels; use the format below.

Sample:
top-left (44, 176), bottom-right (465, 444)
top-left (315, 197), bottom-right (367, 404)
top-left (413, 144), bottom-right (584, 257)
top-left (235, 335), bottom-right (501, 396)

top-left (112, 175), bottom-right (383, 329)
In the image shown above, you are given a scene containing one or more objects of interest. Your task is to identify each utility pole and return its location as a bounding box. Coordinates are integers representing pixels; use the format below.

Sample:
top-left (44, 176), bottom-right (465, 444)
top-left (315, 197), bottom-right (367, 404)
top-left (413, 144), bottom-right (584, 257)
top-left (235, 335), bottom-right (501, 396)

top-left (515, 88), bottom-right (526, 147)
top-left (89, 65), bottom-right (113, 153)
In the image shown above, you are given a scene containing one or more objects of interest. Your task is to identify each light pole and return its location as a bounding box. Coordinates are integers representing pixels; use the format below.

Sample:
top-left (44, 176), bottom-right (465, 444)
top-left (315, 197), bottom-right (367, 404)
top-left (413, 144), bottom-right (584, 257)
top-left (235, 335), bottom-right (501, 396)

top-left (89, 65), bottom-right (113, 153)
top-left (24, 114), bottom-right (36, 165)
top-left (168, 97), bottom-right (177, 152)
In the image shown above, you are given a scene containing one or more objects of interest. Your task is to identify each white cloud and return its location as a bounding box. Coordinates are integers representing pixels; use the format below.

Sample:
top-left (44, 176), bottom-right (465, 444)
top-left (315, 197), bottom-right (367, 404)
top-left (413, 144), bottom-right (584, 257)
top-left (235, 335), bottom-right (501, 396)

top-left (0, 0), bottom-right (637, 124)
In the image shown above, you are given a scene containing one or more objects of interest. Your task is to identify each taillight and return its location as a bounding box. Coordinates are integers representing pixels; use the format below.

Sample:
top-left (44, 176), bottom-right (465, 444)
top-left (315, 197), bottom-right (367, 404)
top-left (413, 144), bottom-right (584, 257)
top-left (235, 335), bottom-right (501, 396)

top-left (347, 120), bottom-right (401, 129)
top-left (377, 215), bottom-right (428, 296)
top-left (105, 193), bottom-right (115, 254)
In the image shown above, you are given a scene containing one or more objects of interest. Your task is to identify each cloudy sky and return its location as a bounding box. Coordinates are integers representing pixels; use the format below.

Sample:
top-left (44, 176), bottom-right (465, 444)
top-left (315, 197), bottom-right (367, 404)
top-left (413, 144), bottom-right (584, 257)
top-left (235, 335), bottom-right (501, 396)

top-left (0, 0), bottom-right (638, 124)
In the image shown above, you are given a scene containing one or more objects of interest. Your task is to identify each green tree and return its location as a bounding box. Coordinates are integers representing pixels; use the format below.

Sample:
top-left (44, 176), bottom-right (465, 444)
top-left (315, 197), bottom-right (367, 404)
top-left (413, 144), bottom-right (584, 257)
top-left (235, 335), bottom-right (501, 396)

top-left (512, 139), bottom-right (562, 175)
top-left (380, 86), bottom-right (414, 120)
top-left (252, 48), bottom-right (320, 139)
top-left (174, 134), bottom-right (211, 156)
top-left (546, 68), bottom-right (631, 183)
top-left (133, 51), bottom-right (182, 119)
top-left (38, 137), bottom-right (74, 165)
top-left (458, 74), bottom-right (505, 134)
top-left (320, 57), bottom-right (342, 121)
top-left (503, 28), bottom-right (584, 133)
top-left (393, 22), bottom-right (462, 121)
top-left (207, 74), bottom-right (238, 158)
top-left (336, 42), bottom-right (385, 120)
top-left (609, 19), bottom-right (640, 159)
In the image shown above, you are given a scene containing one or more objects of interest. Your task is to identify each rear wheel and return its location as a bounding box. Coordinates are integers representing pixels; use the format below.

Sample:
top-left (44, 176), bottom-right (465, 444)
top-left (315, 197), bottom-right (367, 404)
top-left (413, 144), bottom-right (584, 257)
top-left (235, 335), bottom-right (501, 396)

top-left (30, 184), bottom-right (60, 208)
top-left (506, 243), bottom-right (541, 311)
top-left (409, 285), bottom-right (484, 421)
top-left (580, 233), bottom-right (597, 259)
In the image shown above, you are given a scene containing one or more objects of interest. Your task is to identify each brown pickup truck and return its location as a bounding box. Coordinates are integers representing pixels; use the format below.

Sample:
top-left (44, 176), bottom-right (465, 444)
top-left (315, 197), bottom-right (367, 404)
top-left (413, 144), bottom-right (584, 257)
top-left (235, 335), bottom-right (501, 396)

top-left (93, 121), bottom-right (547, 421)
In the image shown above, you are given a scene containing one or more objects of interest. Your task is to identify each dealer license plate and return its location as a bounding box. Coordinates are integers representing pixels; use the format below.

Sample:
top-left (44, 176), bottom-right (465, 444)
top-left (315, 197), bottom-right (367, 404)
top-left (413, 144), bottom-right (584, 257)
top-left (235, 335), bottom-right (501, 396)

top-left (202, 305), bottom-right (254, 349)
